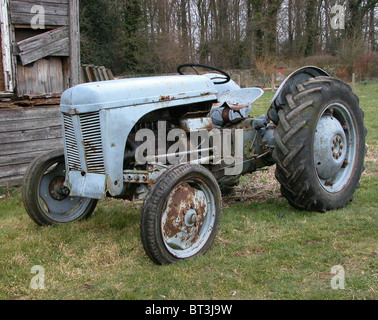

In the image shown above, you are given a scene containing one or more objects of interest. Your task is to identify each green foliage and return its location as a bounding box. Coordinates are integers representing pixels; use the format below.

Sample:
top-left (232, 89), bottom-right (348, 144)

top-left (80, 0), bottom-right (116, 68)
top-left (80, 0), bottom-right (145, 74)
top-left (78, 0), bottom-right (376, 76)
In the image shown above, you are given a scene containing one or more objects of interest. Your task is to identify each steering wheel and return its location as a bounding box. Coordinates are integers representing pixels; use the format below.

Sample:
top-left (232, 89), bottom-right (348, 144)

top-left (177, 63), bottom-right (231, 85)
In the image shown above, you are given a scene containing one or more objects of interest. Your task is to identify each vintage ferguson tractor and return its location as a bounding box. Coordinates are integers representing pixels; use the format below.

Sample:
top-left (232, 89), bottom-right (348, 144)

top-left (22, 64), bottom-right (366, 264)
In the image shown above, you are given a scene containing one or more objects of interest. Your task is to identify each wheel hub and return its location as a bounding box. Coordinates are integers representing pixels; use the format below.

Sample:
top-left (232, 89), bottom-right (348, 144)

top-left (332, 135), bottom-right (344, 160)
top-left (185, 209), bottom-right (198, 227)
top-left (49, 176), bottom-right (70, 201)
top-left (314, 115), bottom-right (347, 181)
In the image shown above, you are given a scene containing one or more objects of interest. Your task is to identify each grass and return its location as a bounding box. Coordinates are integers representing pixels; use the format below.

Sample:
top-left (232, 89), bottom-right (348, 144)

top-left (0, 83), bottom-right (377, 300)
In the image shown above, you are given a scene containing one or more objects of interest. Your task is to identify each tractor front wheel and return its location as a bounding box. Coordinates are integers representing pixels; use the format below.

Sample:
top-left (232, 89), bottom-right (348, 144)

top-left (22, 149), bottom-right (98, 225)
top-left (141, 164), bottom-right (222, 265)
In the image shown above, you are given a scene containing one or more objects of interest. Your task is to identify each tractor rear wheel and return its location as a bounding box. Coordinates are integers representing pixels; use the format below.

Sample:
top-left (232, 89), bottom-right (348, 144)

top-left (273, 77), bottom-right (367, 212)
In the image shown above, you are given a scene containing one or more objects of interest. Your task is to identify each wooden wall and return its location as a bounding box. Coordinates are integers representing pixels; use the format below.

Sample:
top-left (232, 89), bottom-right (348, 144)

top-left (0, 0), bottom-right (80, 96)
top-left (0, 106), bottom-right (63, 187)
top-left (0, 31), bottom-right (4, 91)
top-left (0, 0), bottom-right (79, 186)
top-left (16, 58), bottom-right (69, 95)
top-left (11, 0), bottom-right (71, 96)
top-left (10, 0), bottom-right (69, 27)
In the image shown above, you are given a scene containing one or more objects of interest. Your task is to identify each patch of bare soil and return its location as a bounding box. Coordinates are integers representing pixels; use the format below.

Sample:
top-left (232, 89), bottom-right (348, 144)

top-left (223, 165), bottom-right (282, 207)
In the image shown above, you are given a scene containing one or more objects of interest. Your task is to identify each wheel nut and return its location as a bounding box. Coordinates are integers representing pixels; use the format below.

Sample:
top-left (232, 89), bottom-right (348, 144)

top-left (62, 186), bottom-right (69, 195)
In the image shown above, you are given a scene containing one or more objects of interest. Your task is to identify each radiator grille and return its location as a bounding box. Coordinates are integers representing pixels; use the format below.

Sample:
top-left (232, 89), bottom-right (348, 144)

top-left (63, 114), bottom-right (82, 171)
top-left (80, 112), bottom-right (105, 174)
top-left (63, 111), bottom-right (105, 174)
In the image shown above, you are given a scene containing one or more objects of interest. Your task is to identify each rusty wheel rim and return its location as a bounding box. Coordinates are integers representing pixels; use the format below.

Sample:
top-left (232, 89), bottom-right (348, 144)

top-left (161, 178), bottom-right (216, 259)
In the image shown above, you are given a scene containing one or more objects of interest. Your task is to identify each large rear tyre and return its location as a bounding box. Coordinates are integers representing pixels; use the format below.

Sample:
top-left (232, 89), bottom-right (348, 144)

top-left (22, 149), bottom-right (98, 226)
top-left (141, 164), bottom-right (222, 265)
top-left (273, 77), bottom-right (367, 212)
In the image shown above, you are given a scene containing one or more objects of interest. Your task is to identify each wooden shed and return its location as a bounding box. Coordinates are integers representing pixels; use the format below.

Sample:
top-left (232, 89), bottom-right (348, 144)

top-left (0, 0), bottom-right (80, 187)
top-left (0, 0), bottom-right (80, 96)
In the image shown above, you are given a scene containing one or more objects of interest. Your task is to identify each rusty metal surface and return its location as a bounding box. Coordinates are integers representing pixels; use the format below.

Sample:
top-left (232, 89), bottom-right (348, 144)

top-left (160, 179), bottom-right (215, 258)
top-left (179, 117), bottom-right (213, 132)
top-left (213, 88), bottom-right (264, 111)
top-left (162, 182), bottom-right (207, 242)
top-left (123, 168), bottom-right (165, 186)
top-left (49, 176), bottom-right (69, 201)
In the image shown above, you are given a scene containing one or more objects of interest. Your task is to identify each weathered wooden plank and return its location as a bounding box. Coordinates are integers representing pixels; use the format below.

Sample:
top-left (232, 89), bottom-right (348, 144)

top-left (0, 107), bottom-right (60, 121)
top-left (49, 59), bottom-right (66, 93)
top-left (0, 137), bottom-right (63, 156)
top-left (16, 58), bottom-right (65, 94)
top-left (92, 66), bottom-right (100, 82)
top-left (51, 47), bottom-right (69, 56)
top-left (0, 117), bottom-right (62, 133)
top-left (11, 0), bottom-right (68, 4)
top-left (0, 175), bottom-right (24, 187)
top-left (97, 67), bottom-right (105, 81)
top-left (19, 37), bottom-right (69, 65)
top-left (62, 57), bottom-right (70, 90)
top-left (13, 97), bottom-right (60, 107)
top-left (80, 66), bottom-right (85, 84)
top-left (107, 68), bottom-right (114, 80)
top-left (0, 125), bottom-right (62, 144)
top-left (0, 150), bottom-right (48, 167)
top-left (11, 13), bottom-right (68, 26)
top-left (0, 0), bottom-right (15, 92)
top-left (0, 92), bottom-right (13, 98)
top-left (0, 136), bottom-right (64, 186)
top-left (101, 66), bottom-right (110, 81)
top-left (85, 65), bottom-right (94, 82)
top-left (10, 1), bottom-right (69, 16)
top-left (0, 163), bottom-right (28, 179)
top-left (81, 65), bottom-right (88, 82)
top-left (15, 93), bottom-right (60, 99)
top-left (17, 26), bottom-right (68, 53)
top-left (69, 0), bottom-right (80, 86)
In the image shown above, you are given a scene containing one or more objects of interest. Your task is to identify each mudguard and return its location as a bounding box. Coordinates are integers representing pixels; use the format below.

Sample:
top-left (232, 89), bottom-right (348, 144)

top-left (267, 66), bottom-right (330, 124)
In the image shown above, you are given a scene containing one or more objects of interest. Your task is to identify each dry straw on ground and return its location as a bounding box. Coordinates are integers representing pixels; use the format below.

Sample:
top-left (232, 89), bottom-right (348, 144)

top-left (223, 165), bottom-right (282, 207)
